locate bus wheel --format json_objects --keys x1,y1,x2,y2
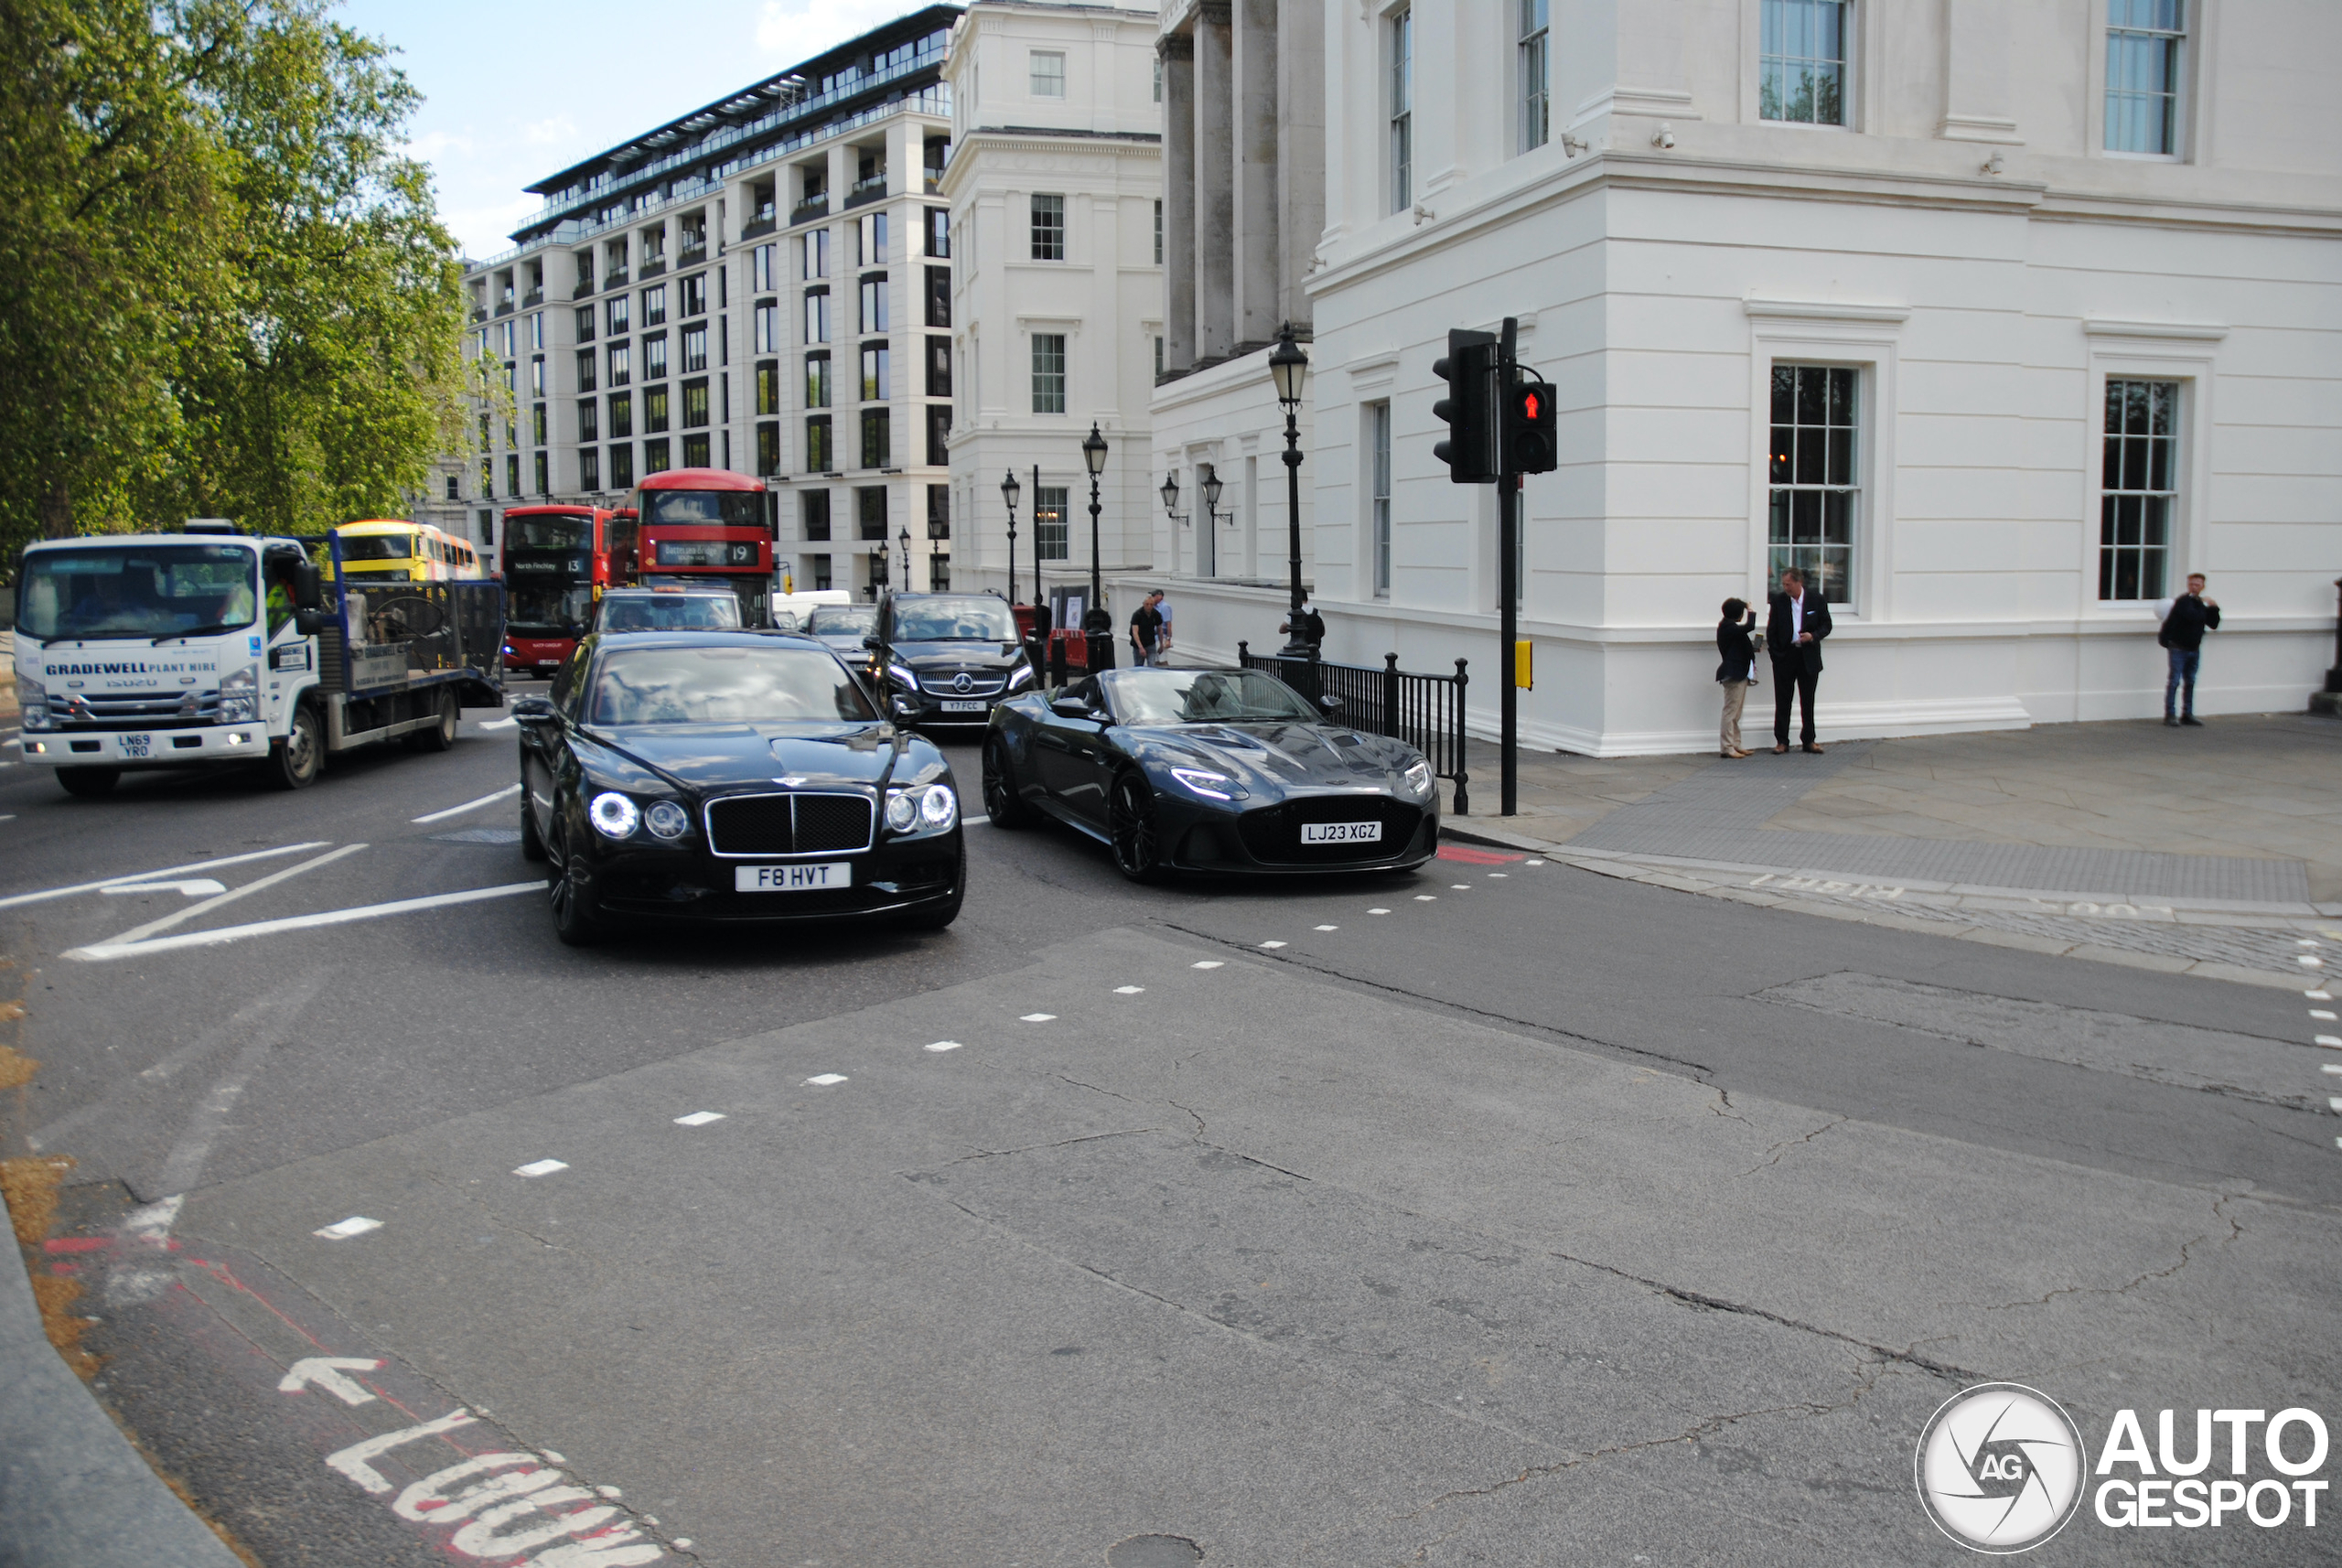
[
  {"x1": 266, "y1": 703, "x2": 324, "y2": 790},
  {"x1": 57, "y1": 768, "x2": 121, "y2": 800},
  {"x1": 408, "y1": 692, "x2": 458, "y2": 753}
]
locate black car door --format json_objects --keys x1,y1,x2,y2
[
  {"x1": 1032, "y1": 675, "x2": 1112, "y2": 825},
  {"x1": 523, "y1": 642, "x2": 587, "y2": 842}
]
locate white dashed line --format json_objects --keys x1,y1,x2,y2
[
  {"x1": 1315, "y1": 925, "x2": 1338, "y2": 931},
  {"x1": 2301, "y1": 939, "x2": 2324, "y2": 948},
  {"x1": 1021, "y1": 1013, "x2": 1057, "y2": 1022},
  {"x1": 476, "y1": 717, "x2": 520, "y2": 732},
  {"x1": 2310, "y1": 990, "x2": 2335, "y2": 1002},
  {"x1": 412, "y1": 784, "x2": 521, "y2": 824},
  {"x1": 1487, "y1": 873, "x2": 1508, "y2": 878},
  {"x1": 673, "y1": 1112, "x2": 725, "y2": 1126},
  {"x1": 1191, "y1": 961, "x2": 1223, "y2": 970},
  {"x1": 2302, "y1": 957, "x2": 2326, "y2": 969},
  {"x1": 2323, "y1": 1064, "x2": 2342, "y2": 1076},
  {"x1": 1368, "y1": 908, "x2": 1391, "y2": 915},
  {"x1": 924, "y1": 1040, "x2": 963, "y2": 1052},
  {"x1": 1415, "y1": 895, "x2": 1437, "y2": 902},
  {"x1": 2311, "y1": 1010, "x2": 2337, "y2": 1021},
  {"x1": 804, "y1": 1073, "x2": 848, "y2": 1086},
  {"x1": 1114, "y1": 986, "x2": 1144, "y2": 994},
  {"x1": 1526, "y1": 859, "x2": 1546, "y2": 865},
  {"x1": 1259, "y1": 941, "x2": 1286, "y2": 950},
  {"x1": 2316, "y1": 1036, "x2": 2341, "y2": 1049},
  {"x1": 314, "y1": 1217, "x2": 382, "y2": 1240},
  {"x1": 513, "y1": 1159, "x2": 568, "y2": 1177}
]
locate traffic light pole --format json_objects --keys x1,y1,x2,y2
[{"x1": 1498, "y1": 317, "x2": 1519, "y2": 817}]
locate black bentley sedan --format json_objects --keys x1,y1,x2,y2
[
  {"x1": 512, "y1": 631, "x2": 963, "y2": 943},
  {"x1": 983, "y1": 667, "x2": 1439, "y2": 881},
  {"x1": 870, "y1": 591, "x2": 1037, "y2": 728}
]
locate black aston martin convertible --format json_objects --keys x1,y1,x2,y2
[
  {"x1": 512, "y1": 631, "x2": 963, "y2": 942},
  {"x1": 982, "y1": 667, "x2": 1439, "y2": 880}
]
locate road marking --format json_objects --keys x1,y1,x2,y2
[
  {"x1": 1487, "y1": 873, "x2": 1508, "y2": 878},
  {"x1": 2312, "y1": 1010, "x2": 2337, "y2": 1021},
  {"x1": 475, "y1": 717, "x2": 519, "y2": 732},
  {"x1": 1450, "y1": 884, "x2": 1472, "y2": 890},
  {"x1": 1022, "y1": 1013, "x2": 1056, "y2": 1022},
  {"x1": 327, "y1": 1411, "x2": 478, "y2": 1491},
  {"x1": 924, "y1": 1040, "x2": 963, "y2": 1052},
  {"x1": 315, "y1": 1217, "x2": 383, "y2": 1240},
  {"x1": 1191, "y1": 961, "x2": 1223, "y2": 970},
  {"x1": 413, "y1": 784, "x2": 521, "y2": 824},
  {"x1": 804, "y1": 1073, "x2": 847, "y2": 1086},
  {"x1": 2303, "y1": 939, "x2": 2325, "y2": 948},
  {"x1": 1315, "y1": 924, "x2": 1339, "y2": 931},
  {"x1": 148, "y1": 971, "x2": 332, "y2": 1201},
  {"x1": 280, "y1": 1357, "x2": 386, "y2": 1406},
  {"x1": 1415, "y1": 895, "x2": 1436, "y2": 902},
  {"x1": 92, "y1": 843, "x2": 370, "y2": 950},
  {"x1": 2302, "y1": 957, "x2": 2326, "y2": 969},
  {"x1": 0, "y1": 842, "x2": 332, "y2": 912},
  {"x1": 2323, "y1": 1065, "x2": 2342, "y2": 1076},
  {"x1": 2316, "y1": 1036, "x2": 2341, "y2": 1049},
  {"x1": 2311, "y1": 990, "x2": 2334, "y2": 1001},
  {"x1": 673, "y1": 1112, "x2": 725, "y2": 1125},
  {"x1": 1526, "y1": 858, "x2": 1546, "y2": 865},
  {"x1": 962, "y1": 812, "x2": 989, "y2": 825},
  {"x1": 102, "y1": 879, "x2": 229, "y2": 897},
  {"x1": 0, "y1": 815, "x2": 15, "y2": 823},
  {"x1": 1368, "y1": 908, "x2": 1391, "y2": 915},
  {"x1": 1259, "y1": 941, "x2": 1286, "y2": 950},
  {"x1": 67, "y1": 880, "x2": 543, "y2": 961},
  {"x1": 1113, "y1": 985, "x2": 1144, "y2": 994},
  {"x1": 514, "y1": 1159, "x2": 568, "y2": 1177}
]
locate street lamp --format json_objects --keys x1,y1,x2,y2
[
  {"x1": 897, "y1": 526, "x2": 911, "y2": 589},
  {"x1": 1268, "y1": 323, "x2": 1313, "y2": 660},
  {"x1": 1081, "y1": 423, "x2": 1109, "y2": 638},
  {"x1": 1000, "y1": 468, "x2": 1022, "y2": 605},
  {"x1": 1160, "y1": 470, "x2": 1183, "y2": 524},
  {"x1": 1200, "y1": 464, "x2": 1225, "y2": 527}
]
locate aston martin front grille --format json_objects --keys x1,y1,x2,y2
[
  {"x1": 704, "y1": 792, "x2": 873, "y2": 857},
  {"x1": 1236, "y1": 798, "x2": 1423, "y2": 865}
]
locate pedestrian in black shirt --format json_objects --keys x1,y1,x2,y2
[
  {"x1": 2155, "y1": 573, "x2": 2220, "y2": 727},
  {"x1": 1129, "y1": 591, "x2": 1165, "y2": 668}
]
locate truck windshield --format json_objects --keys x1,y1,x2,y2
[
  {"x1": 17, "y1": 545, "x2": 258, "y2": 642},
  {"x1": 339, "y1": 534, "x2": 412, "y2": 561},
  {"x1": 507, "y1": 514, "x2": 592, "y2": 550},
  {"x1": 643, "y1": 491, "x2": 765, "y2": 528},
  {"x1": 589, "y1": 647, "x2": 876, "y2": 725}
]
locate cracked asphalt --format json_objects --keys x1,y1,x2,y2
[{"x1": 2, "y1": 717, "x2": 2337, "y2": 1565}]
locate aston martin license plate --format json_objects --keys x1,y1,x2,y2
[
  {"x1": 736, "y1": 862, "x2": 852, "y2": 892},
  {"x1": 940, "y1": 700, "x2": 985, "y2": 713},
  {"x1": 1302, "y1": 821, "x2": 1381, "y2": 844}
]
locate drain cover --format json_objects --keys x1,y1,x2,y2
[
  {"x1": 1107, "y1": 1537, "x2": 1201, "y2": 1568},
  {"x1": 432, "y1": 827, "x2": 522, "y2": 844}
]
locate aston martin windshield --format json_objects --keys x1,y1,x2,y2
[
  {"x1": 1111, "y1": 669, "x2": 1319, "y2": 725},
  {"x1": 17, "y1": 544, "x2": 258, "y2": 641},
  {"x1": 893, "y1": 597, "x2": 1017, "y2": 641},
  {"x1": 588, "y1": 646, "x2": 876, "y2": 725}
]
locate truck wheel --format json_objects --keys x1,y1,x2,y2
[
  {"x1": 57, "y1": 768, "x2": 121, "y2": 800},
  {"x1": 407, "y1": 692, "x2": 458, "y2": 753},
  {"x1": 265, "y1": 703, "x2": 324, "y2": 790}
]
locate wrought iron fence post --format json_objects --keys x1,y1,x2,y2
[
  {"x1": 1382, "y1": 652, "x2": 1401, "y2": 738},
  {"x1": 1451, "y1": 657, "x2": 1470, "y2": 815},
  {"x1": 1238, "y1": 639, "x2": 1249, "y2": 664}
]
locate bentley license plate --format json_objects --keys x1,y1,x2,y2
[
  {"x1": 736, "y1": 862, "x2": 852, "y2": 892},
  {"x1": 940, "y1": 700, "x2": 985, "y2": 713},
  {"x1": 120, "y1": 734, "x2": 153, "y2": 759},
  {"x1": 1302, "y1": 821, "x2": 1381, "y2": 844}
]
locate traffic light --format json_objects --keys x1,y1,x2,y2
[
  {"x1": 1504, "y1": 374, "x2": 1558, "y2": 474},
  {"x1": 1432, "y1": 328, "x2": 1499, "y2": 484}
]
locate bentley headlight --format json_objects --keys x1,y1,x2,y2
[
  {"x1": 886, "y1": 782, "x2": 958, "y2": 834},
  {"x1": 1402, "y1": 759, "x2": 1434, "y2": 799},
  {"x1": 644, "y1": 800, "x2": 690, "y2": 840},
  {"x1": 885, "y1": 789, "x2": 919, "y2": 832},
  {"x1": 887, "y1": 662, "x2": 920, "y2": 692},
  {"x1": 16, "y1": 675, "x2": 48, "y2": 732},
  {"x1": 1170, "y1": 768, "x2": 1245, "y2": 801},
  {"x1": 218, "y1": 665, "x2": 259, "y2": 724},
  {"x1": 588, "y1": 791, "x2": 639, "y2": 838}
]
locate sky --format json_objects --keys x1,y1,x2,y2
[{"x1": 338, "y1": 0, "x2": 928, "y2": 260}]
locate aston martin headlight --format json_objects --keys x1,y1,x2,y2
[
  {"x1": 886, "y1": 782, "x2": 958, "y2": 833},
  {"x1": 885, "y1": 789, "x2": 919, "y2": 832},
  {"x1": 1170, "y1": 768, "x2": 1245, "y2": 801},
  {"x1": 217, "y1": 665, "x2": 259, "y2": 724},
  {"x1": 588, "y1": 790, "x2": 639, "y2": 838},
  {"x1": 888, "y1": 662, "x2": 920, "y2": 692},
  {"x1": 16, "y1": 675, "x2": 48, "y2": 732},
  {"x1": 644, "y1": 800, "x2": 690, "y2": 840},
  {"x1": 1402, "y1": 759, "x2": 1434, "y2": 799}
]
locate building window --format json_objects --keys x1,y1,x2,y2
[
  {"x1": 575, "y1": 348, "x2": 596, "y2": 392},
  {"x1": 2106, "y1": 0, "x2": 2184, "y2": 156},
  {"x1": 926, "y1": 404, "x2": 951, "y2": 466},
  {"x1": 1030, "y1": 194, "x2": 1065, "y2": 261},
  {"x1": 858, "y1": 274, "x2": 888, "y2": 334},
  {"x1": 1153, "y1": 56, "x2": 1163, "y2": 103},
  {"x1": 857, "y1": 486, "x2": 887, "y2": 540},
  {"x1": 802, "y1": 353, "x2": 829, "y2": 409},
  {"x1": 580, "y1": 448, "x2": 600, "y2": 490},
  {"x1": 532, "y1": 403, "x2": 547, "y2": 446},
  {"x1": 925, "y1": 267, "x2": 951, "y2": 328},
  {"x1": 575, "y1": 305, "x2": 594, "y2": 341},
  {"x1": 480, "y1": 456, "x2": 492, "y2": 497},
  {"x1": 446, "y1": 475, "x2": 459, "y2": 500},
  {"x1": 610, "y1": 444, "x2": 634, "y2": 489},
  {"x1": 1035, "y1": 485, "x2": 1069, "y2": 560},
  {"x1": 811, "y1": 553, "x2": 833, "y2": 591},
  {"x1": 682, "y1": 433, "x2": 710, "y2": 467},
  {"x1": 797, "y1": 232, "x2": 825, "y2": 282},
  {"x1": 530, "y1": 356, "x2": 544, "y2": 397},
  {"x1": 1154, "y1": 335, "x2": 1164, "y2": 378},
  {"x1": 1760, "y1": 0, "x2": 1847, "y2": 125},
  {"x1": 925, "y1": 208, "x2": 950, "y2": 259},
  {"x1": 643, "y1": 437, "x2": 670, "y2": 476},
  {"x1": 644, "y1": 332, "x2": 669, "y2": 381},
  {"x1": 926, "y1": 484, "x2": 950, "y2": 541},
  {"x1": 578, "y1": 399, "x2": 598, "y2": 442},
  {"x1": 607, "y1": 341, "x2": 630, "y2": 386},
  {"x1": 682, "y1": 326, "x2": 707, "y2": 373},
  {"x1": 854, "y1": 211, "x2": 887, "y2": 267},
  {"x1": 645, "y1": 385, "x2": 671, "y2": 435},
  {"x1": 860, "y1": 342, "x2": 890, "y2": 402},
  {"x1": 754, "y1": 243, "x2": 775, "y2": 294},
  {"x1": 1519, "y1": 0, "x2": 1550, "y2": 152},
  {"x1": 806, "y1": 415, "x2": 832, "y2": 471},
  {"x1": 534, "y1": 452, "x2": 549, "y2": 494},
  {"x1": 1030, "y1": 50, "x2": 1065, "y2": 98},
  {"x1": 1767, "y1": 364, "x2": 1858, "y2": 605},
  {"x1": 800, "y1": 490, "x2": 832, "y2": 542},
  {"x1": 678, "y1": 273, "x2": 706, "y2": 318},
  {"x1": 1390, "y1": 10, "x2": 1413, "y2": 212},
  {"x1": 682, "y1": 378, "x2": 709, "y2": 428},
  {"x1": 928, "y1": 553, "x2": 951, "y2": 592},
  {"x1": 506, "y1": 454, "x2": 520, "y2": 495},
  {"x1": 861, "y1": 408, "x2": 891, "y2": 468},
  {"x1": 607, "y1": 295, "x2": 629, "y2": 335},
  {"x1": 1370, "y1": 400, "x2": 1392, "y2": 597},
  {"x1": 609, "y1": 391, "x2": 632, "y2": 439},
  {"x1": 925, "y1": 336, "x2": 952, "y2": 397},
  {"x1": 530, "y1": 312, "x2": 543, "y2": 351},
  {"x1": 794, "y1": 293, "x2": 822, "y2": 347},
  {"x1": 1031, "y1": 332, "x2": 1066, "y2": 413},
  {"x1": 2099, "y1": 379, "x2": 2177, "y2": 600},
  {"x1": 573, "y1": 251, "x2": 594, "y2": 295},
  {"x1": 1154, "y1": 199, "x2": 1164, "y2": 265}
]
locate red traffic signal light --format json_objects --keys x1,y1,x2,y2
[{"x1": 1504, "y1": 376, "x2": 1558, "y2": 475}]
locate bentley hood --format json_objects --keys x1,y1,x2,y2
[{"x1": 579, "y1": 723, "x2": 903, "y2": 792}]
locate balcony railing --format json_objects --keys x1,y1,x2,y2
[
  {"x1": 572, "y1": 278, "x2": 596, "y2": 299},
  {"x1": 741, "y1": 216, "x2": 777, "y2": 241},
  {"x1": 606, "y1": 267, "x2": 628, "y2": 289},
  {"x1": 639, "y1": 257, "x2": 666, "y2": 279},
  {"x1": 520, "y1": 288, "x2": 543, "y2": 308},
  {"x1": 494, "y1": 301, "x2": 514, "y2": 317},
  {"x1": 469, "y1": 306, "x2": 487, "y2": 323},
  {"x1": 790, "y1": 197, "x2": 829, "y2": 224},
  {"x1": 844, "y1": 176, "x2": 887, "y2": 210},
  {"x1": 677, "y1": 242, "x2": 706, "y2": 267}
]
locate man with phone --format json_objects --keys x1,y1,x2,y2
[{"x1": 1765, "y1": 566, "x2": 1832, "y2": 755}]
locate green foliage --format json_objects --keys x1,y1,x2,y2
[{"x1": 0, "y1": 0, "x2": 468, "y2": 553}]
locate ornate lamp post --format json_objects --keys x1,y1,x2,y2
[
  {"x1": 897, "y1": 526, "x2": 911, "y2": 590},
  {"x1": 1000, "y1": 468, "x2": 1023, "y2": 605},
  {"x1": 1268, "y1": 324, "x2": 1313, "y2": 660},
  {"x1": 1200, "y1": 465, "x2": 1225, "y2": 529},
  {"x1": 1160, "y1": 470, "x2": 1185, "y2": 527},
  {"x1": 1081, "y1": 424, "x2": 1110, "y2": 632}
]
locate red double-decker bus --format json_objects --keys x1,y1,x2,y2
[
  {"x1": 632, "y1": 469, "x2": 773, "y2": 628},
  {"x1": 499, "y1": 504, "x2": 639, "y2": 674}
]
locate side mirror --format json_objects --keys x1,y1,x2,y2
[
  {"x1": 888, "y1": 693, "x2": 920, "y2": 725},
  {"x1": 293, "y1": 608, "x2": 331, "y2": 636},
  {"x1": 1318, "y1": 693, "x2": 1343, "y2": 714},
  {"x1": 510, "y1": 695, "x2": 556, "y2": 723},
  {"x1": 1049, "y1": 695, "x2": 1093, "y2": 721},
  {"x1": 862, "y1": 635, "x2": 884, "y2": 651},
  {"x1": 291, "y1": 561, "x2": 324, "y2": 612}
]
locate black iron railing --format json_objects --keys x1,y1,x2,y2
[{"x1": 1239, "y1": 643, "x2": 1469, "y2": 814}]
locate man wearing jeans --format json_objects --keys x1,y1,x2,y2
[{"x1": 2155, "y1": 572, "x2": 2220, "y2": 727}]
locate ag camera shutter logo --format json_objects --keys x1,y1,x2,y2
[{"x1": 1916, "y1": 1383, "x2": 2086, "y2": 1552}]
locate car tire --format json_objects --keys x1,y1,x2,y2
[
  {"x1": 981, "y1": 735, "x2": 1033, "y2": 829},
  {"x1": 56, "y1": 767, "x2": 121, "y2": 800},
  {"x1": 1109, "y1": 770, "x2": 1166, "y2": 884},
  {"x1": 407, "y1": 692, "x2": 458, "y2": 752},
  {"x1": 519, "y1": 789, "x2": 548, "y2": 863},
  {"x1": 546, "y1": 818, "x2": 600, "y2": 946},
  {"x1": 264, "y1": 702, "x2": 324, "y2": 790},
  {"x1": 903, "y1": 840, "x2": 966, "y2": 930}
]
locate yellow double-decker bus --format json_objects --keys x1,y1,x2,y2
[{"x1": 325, "y1": 520, "x2": 487, "y2": 584}]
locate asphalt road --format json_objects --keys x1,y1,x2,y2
[{"x1": 2, "y1": 704, "x2": 2337, "y2": 1566}]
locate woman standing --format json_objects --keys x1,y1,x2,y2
[{"x1": 1715, "y1": 598, "x2": 1758, "y2": 758}]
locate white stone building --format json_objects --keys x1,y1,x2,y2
[
  {"x1": 1145, "y1": 0, "x2": 2342, "y2": 754},
  {"x1": 940, "y1": 1, "x2": 1164, "y2": 611}
]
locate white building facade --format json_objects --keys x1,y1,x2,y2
[
  {"x1": 941, "y1": 2, "x2": 1164, "y2": 611},
  {"x1": 1152, "y1": 0, "x2": 2342, "y2": 753}
]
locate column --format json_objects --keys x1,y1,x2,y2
[
  {"x1": 1193, "y1": 3, "x2": 1235, "y2": 363},
  {"x1": 1231, "y1": 0, "x2": 1279, "y2": 349},
  {"x1": 1160, "y1": 33, "x2": 1196, "y2": 373},
  {"x1": 1275, "y1": 0, "x2": 1323, "y2": 329}
]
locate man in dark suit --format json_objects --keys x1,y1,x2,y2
[{"x1": 1765, "y1": 566, "x2": 1832, "y2": 754}]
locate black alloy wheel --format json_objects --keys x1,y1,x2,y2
[
  {"x1": 56, "y1": 767, "x2": 121, "y2": 799},
  {"x1": 265, "y1": 702, "x2": 323, "y2": 789},
  {"x1": 1109, "y1": 770, "x2": 1165, "y2": 883},
  {"x1": 981, "y1": 735, "x2": 1032, "y2": 828},
  {"x1": 518, "y1": 789, "x2": 548, "y2": 862},
  {"x1": 546, "y1": 817, "x2": 600, "y2": 946},
  {"x1": 408, "y1": 691, "x2": 458, "y2": 752}
]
